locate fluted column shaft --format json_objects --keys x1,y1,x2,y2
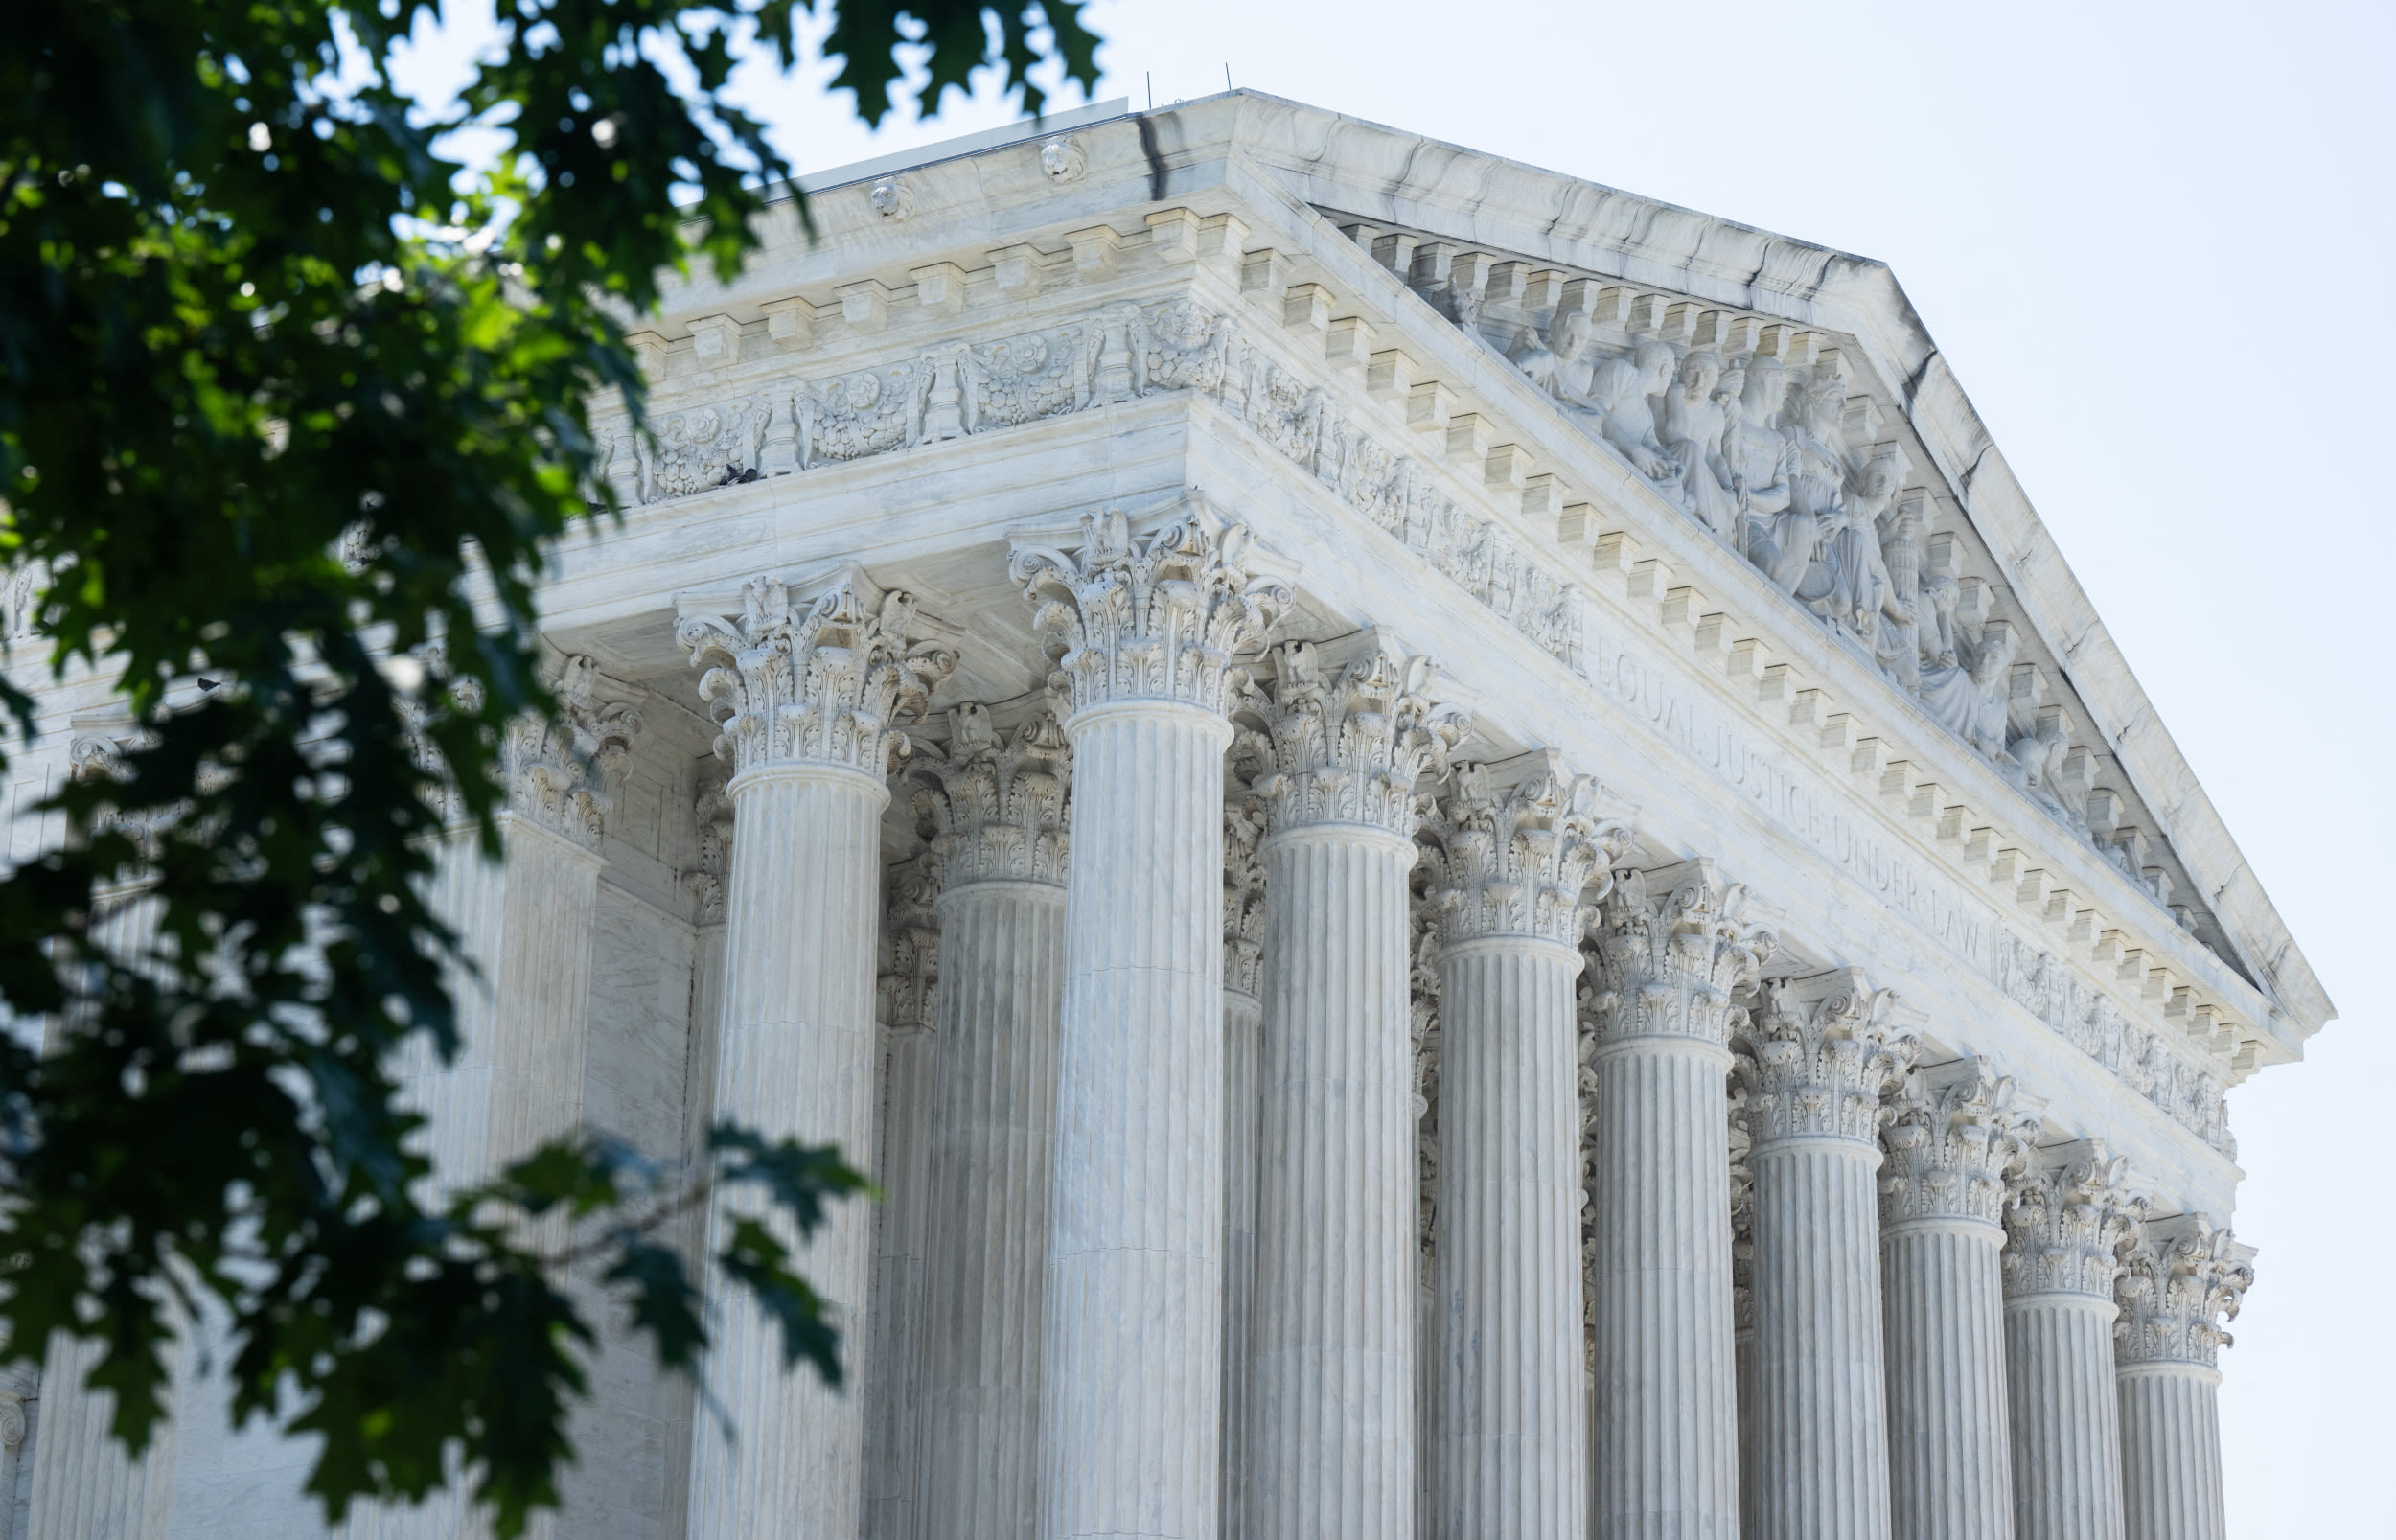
[
  {"x1": 917, "y1": 876, "x2": 1069, "y2": 1539},
  {"x1": 1221, "y1": 983, "x2": 1262, "y2": 1540},
  {"x1": 1430, "y1": 933, "x2": 1588, "y2": 1537},
  {"x1": 25, "y1": 1334, "x2": 179, "y2": 1540},
  {"x1": 689, "y1": 762, "x2": 888, "y2": 1540},
  {"x1": 341, "y1": 815, "x2": 601, "y2": 1540},
  {"x1": 1247, "y1": 823, "x2": 1417, "y2": 1539},
  {"x1": 1749, "y1": 1135, "x2": 1893, "y2": 1540},
  {"x1": 2115, "y1": 1363, "x2": 2223, "y2": 1540},
  {"x1": 2003, "y1": 1295, "x2": 2124, "y2": 1540},
  {"x1": 1882, "y1": 1219, "x2": 2013, "y2": 1540},
  {"x1": 864, "y1": 1014, "x2": 938, "y2": 1540},
  {"x1": 1587, "y1": 1034, "x2": 1739, "y2": 1538},
  {"x1": 1039, "y1": 700, "x2": 1230, "y2": 1540}
]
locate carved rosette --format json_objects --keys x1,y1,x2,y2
[
  {"x1": 501, "y1": 653, "x2": 641, "y2": 850},
  {"x1": 877, "y1": 858, "x2": 942, "y2": 1034},
  {"x1": 1232, "y1": 635, "x2": 1469, "y2": 839},
  {"x1": 1223, "y1": 798, "x2": 1268, "y2": 1000},
  {"x1": 2001, "y1": 1142, "x2": 2149, "y2": 1299},
  {"x1": 2113, "y1": 1218, "x2": 2254, "y2": 1368},
  {"x1": 1586, "y1": 860, "x2": 1776, "y2": 1051},
  {"x1": 909, "y1": 701, "x2": 1071, "y2": 890},
  {"x1": 1735, "y1": 968, "x2": 1916, "y2": 1148},
  {"x1": 1880, "y1": 1058, "x2": 2042, "y2": 1227},
  {"x1": 1416, "y1": 756, "x2": 1633, "y2": 948},
  {"x1": 1008, "y1": 499, "x2": 1293, "y2": 723},
  {"x1": 678, "y1": 573, "x2": 958, "y2": 779}
]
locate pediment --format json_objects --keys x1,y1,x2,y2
[{"x1": 608, "y1": 90, "x2": 2326, "y2": 1088}]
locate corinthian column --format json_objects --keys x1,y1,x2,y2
[
  {"x1": 2001, "y1": 1142, "x2": 2145, "y2": 1540},
  {"x1": 1010, "y1": 501, "x2": 1290, "y2": 1540},
  {"x1": 1221, "y1": 799, "x2": 1268, "y2": 1540},
  {"x1": 910, "y1": 700, "x2": 1073, "y2": 1538},
  {"x1": 864, "y1": 860, "x2": 941, "y2": 1540},
  {"x1": 2112, "y1": 1216, "x2": 2252, "y2": 1540},
  {"x1": 1234, "y1": 632, "x2": 1468, "y2": 1540},
  {"x1": 339, "y1": 654, "x2": 638, "y2": 1540},
  {"x1": 1737, "y1": 967, "x2": 1917, "y2": 1540},
  {"x1": 677, "y1": 570, "x2": 958, "y2": 1540},
  {"x1": 1879, "y1": 1058, "x2": 2042, "y2": 1540},
  {"x1": 1583, "y1": 861, "x2": 1772, "y2": 1540},
  {"x1": 1417, "y1": 753, "x2": 1629, "y2": 1539}
]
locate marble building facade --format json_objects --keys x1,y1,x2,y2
[{"x1": 4, "y1": 92, "x2": 2322, "y2": 1539}]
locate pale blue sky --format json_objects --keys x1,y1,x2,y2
[{"x1": 403, "y1": 1, "x2": 2394, "y2": 1526}]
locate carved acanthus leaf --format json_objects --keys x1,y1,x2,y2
[
  {"x1": 1880, "y1": 1057, "x2": 2043, "y2": 1227},
  {"x1": 2001, "y1": 1141, "x2": 2148, "y2": 1299},
  {"x1": 1586, "y1": 859, "x2": 1777, "y2": 1051},
  {"x1": 1232, "y1": 632, "x2": 1470, "y2": 839},
  {"x1": 1735, "y1": 967, "x2": 1916, "y2": 1147},
  {"x1": 1009, "y1": 497, "x2": 1292, "y2": 721},
  {"x1": 678, "y1": 571, "x2": 958, "y2": 778},
  {"x1": 1223, "y1": 798, "x2": 1268, "y2": 1000},
  {"x1": 502, "y1": 653, "x2": 642, "y2": 850},
  {"x1": 1416, "y1": 753, "x2": 1633, "y2": 948},
  {"x1": 877, "y1": 858, "x2": 942, "y2": 1034},
  {"x1": 910, "y1": 701, "x2": 1071, "y2": 888},
  {"x1": 2113, "y1": 1216, "x2": 2254, "y2": 1368}
]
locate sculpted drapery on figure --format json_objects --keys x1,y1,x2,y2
[{"x1": 1493, "y1": 302, "x2": 2129, "y2": 839}]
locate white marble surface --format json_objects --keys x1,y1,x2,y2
[{"x1": 6, "y1": 91, "x2": 2310, "y2": 1540}]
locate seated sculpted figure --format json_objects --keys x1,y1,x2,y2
[
  {"x1": 1656, "y1": 350, "x2": 1740, "y2": 540},
  {"x1": 1510, "y1": 306, "x2": 1593, "y2": 400},
  {"x1": 1799, "y1": 460, "x2": 1907, "y2": 642},
  {"x1": 1581, "y1": 340, "x2": 1679, "y2": 480},
  {"x1": 1917, "y1": 620, "x2": 2018, "y2": 760}
]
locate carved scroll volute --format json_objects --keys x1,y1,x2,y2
[
  {"x1": 677, "y1": 568, "x2": 959, "y2": 780},
  {"x1": 1879, "y1": 1057, "x2": 2044, "y2": 1227},
  {"x1": 1416, "y1": 751, "x2": 1635, "y2": 948},
  {"x1": 1587, "y1": 859, "x2": 1778, "y2": 1052},
  {"x1": 2002, "y1": 1141, "x2": 2149, "y2": 1299},
  {"x1": 1231, "y1": 630, "x2": 1472, "y2": 839},
  {"x1": 1007, "y1": 494, "x2": 1294, "y2": 724},
  {"x1": 1735, "y1": 967, "x2": 1919, "y2": 1147},
  {"x1": 909, "y1": 700, "x2": 1072, "y2": 889},
  {"x1": 2113, "y1": 1215, "x2": 2255, "y2": 1368}
]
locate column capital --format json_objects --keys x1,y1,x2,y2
[
  {"x1": 1008, "y1": 494, "x2": 1293, "y2": 723},
  {"x1": 1417, "y1": 749, "x2": 1633, "y2": 948},
  {"x1": 501, "y1": 652, "x2": 642, "y2": 852},
  {"x1": 1735, "y1": 966, "x2": 1918, "y2": 1149},
  {"x1": 908, "y1": 699, "x2": 1071, "y2": 888},
  {"x1": 1880, "y1": 1056, "x2": 2044, "y2": 1228},
  {"x1": 2002, "y1": 1139, "x2": 2150, "y2": 1300},
  {"x1": 677, "y1": 565, "x2": 959, "y2": 779},
  {"x1": 1230, "y1": 627, "x2": 1470, "y2": 839},
  {"x1": 2113, "y1": 1213, "x2": 2255, "y2": 1368},
  {"x1": 878, "y1": 857, "x2": 942, "y2": 1035},
  {"x1": 1224, "y1": 798, "x2": 1268, "y2": 1000},
  {"x1": 1585, "y1": 858, "x2": 1778, "y2": 1052}
]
